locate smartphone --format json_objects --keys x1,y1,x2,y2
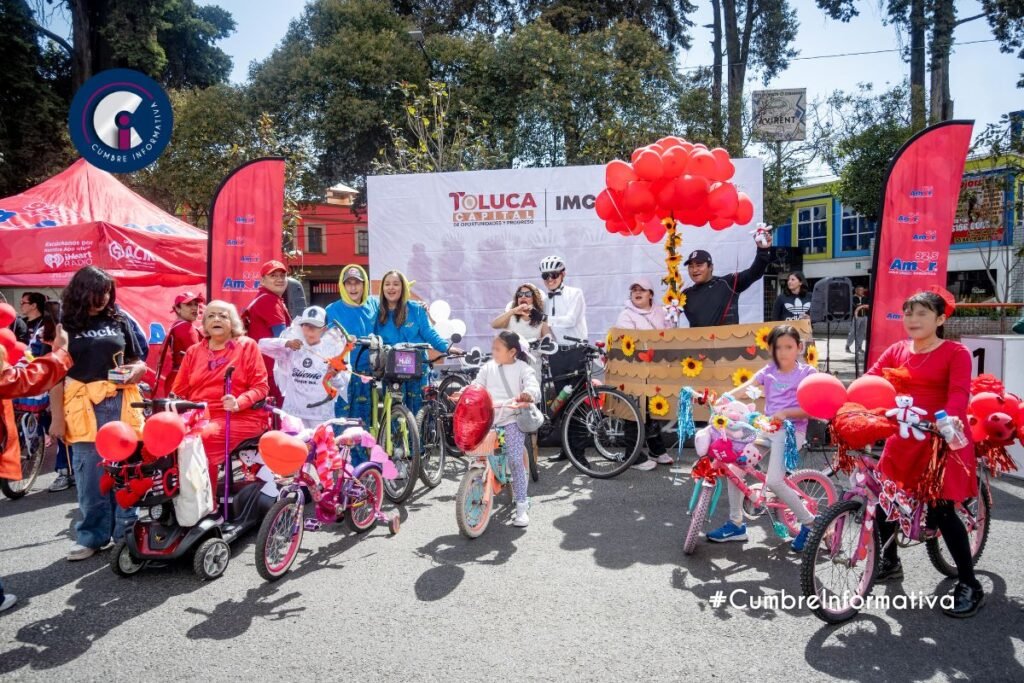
[{"x1": 42, "y1": 300, "x2": 61, "y2": 343}]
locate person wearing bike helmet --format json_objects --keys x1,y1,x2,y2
[{"x1": 539, "y1": 256, "x2": 590, "y2": 462}]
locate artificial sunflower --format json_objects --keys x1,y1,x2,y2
[
  {"x1": 665, "y1": 254, "x2": 682, "y2": 269},
  {"x1": 711, "y1": 415, "x2": 729, "y2": 430},
  {"x1": 806, "y1": 344, "x2": 819, "y2": 368},
  {"x1": 677, "y1": 293, "x2": 687, "y2": 308},
  {"x1": 649, "y1": 394, "x2": 670, "y2": 417},
  {"x1": 680, "y1": 356, "x2": 703, "y2": 377},
  {"x1": 754, "y1": 326, "x2": 772, "y2": 352},
  {"x1": 662, "y1": 291, "x2": 678, "y2": 306},
  {"x1": 621, "y1": 335, "x2": 636, "y2": 357},
  {"x1": 606, "y1": 331, "x2": 614, "y2": 350},
  {"x1": 731, "y1": 367, "x2": 753, "y2": 387}
]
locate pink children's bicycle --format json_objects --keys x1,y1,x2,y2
[
  {"x1": 254, "y1": 410, "x2": 401, "y2": 581},
  {"x1": 799, "y1": 422, "x2": 991, "y2": 624}
]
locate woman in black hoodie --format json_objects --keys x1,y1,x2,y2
[{"x1": 772, "y1": 271, "x2": 812, "y2": 321}]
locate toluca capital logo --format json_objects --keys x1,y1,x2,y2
[
  {"x1": 448, "y1": 191, "x2": 536, "y2": 227},
  {"x1": 68, "y1": 69, "x2": 173, "y2": 173},
  {"x1": 554, "y1": 194, "x2": 596, "y2": 211}
]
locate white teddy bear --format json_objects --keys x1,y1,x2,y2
[{"x1": 886, "y1": 394, "x2": 928, "y2": 441}]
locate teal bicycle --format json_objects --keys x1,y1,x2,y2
[{"x1": 455, "y1": 401, "x2": 522, "y2": 538}]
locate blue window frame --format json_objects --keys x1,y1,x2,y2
[
  {"x1": 796, "y1": 204, "x2": 828, "y2": 255},
  {"x1": 839, "y1": 205, "x2": 875, "y2": 253}
]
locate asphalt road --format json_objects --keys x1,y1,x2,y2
[{"x1": 1, "y1": 448, "x2": 1022, "y2": 682}]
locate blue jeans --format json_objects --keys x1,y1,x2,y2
[
  {"x1": 40, "y1": 411, "x2": 72, "y2": 472},
  {"x1": 72, "y1": 394, "x2": 137, "y2": 548}
]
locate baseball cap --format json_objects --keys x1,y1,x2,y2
[
  {"x1": 172, "y1": 291, "x2": 204, "y2": 310},
  {"x1": 629, "y1": 277, "x2": 655, "y2": 293},
  {"x1": 683, "y1": 249, "x2": 713, "y2": 266},
  {"x1": 342, "y1": 266, "x2": 365, "y2": 282},
  {"x1": 260, "y1": 260, "x2": 287, "y2": 277},
  {"x1": 296, "y1": 305, "x2": 328, "y2": 328}
]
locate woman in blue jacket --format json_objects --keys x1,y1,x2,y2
[{"x1": 375, "y1": 270, "x2": 460, "y2": 415}]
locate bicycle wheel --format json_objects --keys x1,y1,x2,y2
[
  {"x1": 683, "y1": 484, "x2": 714, "y2": 555},
  {"x1": 255, "y1": 497, "x2": 304, "y2": 582},
  {"x1": 779, "y1": 469, "x2": 839, "y2": 536},
  {"x1": 380, "y1": 403, "x2": 420, "y2": 504},
  {"x1": 416, "y1": 401, "x2": 446, "y2": 488},
  {"x1": 560, "y1": 386, "x2": 642, "y2": 479},
  {"x1": 800, "y1": 499, "x2": 878, "y2": 624},
  {"x1": 926, "y1": 481, "x2": 991, "y2": 578},
  {"x1": 438, "y1": 374, "x2": 468, "y2": 455},
  {"x1": 527, "y1": 435, "x2": 539, "y2": 482},
  {"x1": 347, "y1": 466, "x2": 384, "y2": 533},
  {"x1": 456, "y1": 465, "x2": 492, "y2": 538},
  {"x1": 0, "y1": 413, "x2": 46, "y2": 499}
]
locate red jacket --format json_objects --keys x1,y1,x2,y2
[
  {"x1": 242, "y1": 287, "x2": 290, "y2": 403},
  {"x1": 0, "y1": 350, "x2": 73, "y2": 479},
  {"x1": 155, "y1": 319, "x2": 201, "y2": 398}
]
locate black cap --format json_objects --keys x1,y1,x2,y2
[{"x1": 684, "y1": 249, "x2": 713, "y2": 266}]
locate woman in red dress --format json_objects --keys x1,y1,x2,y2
[
  {"x1": 172, "y1": 301, "x2": 269, "y2": 494},
  {"x1": 866, "y1": 291, "x2": 983, "y2": 618}
]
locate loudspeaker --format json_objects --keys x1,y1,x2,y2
[{"x1": 809, "y1": 277, "x2": 852, "y2": 323}]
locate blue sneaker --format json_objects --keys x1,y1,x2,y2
[
  {"x1": 791, "y1": 524, "x2": 812, "y2": 552},
  {"x1": 706, "y1": 521, "x2": 747, "y2": 543}
]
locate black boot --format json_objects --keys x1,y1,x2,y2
[
  {"x1": 876, "y1": 557, "x2": 903, "y2": 582},
  {"x1": 548, "y1": 451, "x2": 568, "y2": 462},
  {"x1": 942, "y1": 582, "x2": 985, "y2": 618}
]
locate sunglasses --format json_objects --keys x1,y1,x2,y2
[
  {"x1": 516, "y1": 290, "x2": 533, "y2": 298},
  {"x1": 541, "y1": 272, "x2": 563, "y2": 281}
]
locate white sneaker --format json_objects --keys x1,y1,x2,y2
[
  {"x1": 655, "y1": 453, "x2": 674, "y2": 465},
  {"x1": 0, "y1": 594, "x2": 17, "y2": 613},
  {"x1": 631, "y1": 459, "x2": 657, "y2": 471},
  {"x1": 67, "y1": 544, "x2": 96, "y2": 561},
  {"x1": 512, "y1": 502, "x2": 530, "y2": 527}
]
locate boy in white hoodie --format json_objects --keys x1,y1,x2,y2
[{"x1": 258, "y1": 306, "x2": 351, "y2": 429}]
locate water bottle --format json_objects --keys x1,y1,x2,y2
[
  {"x1": 549, "y1": 385, "x2": 573, "y2": 414},
  {"x1": 934, "y1": 410, "x2": 969, "y2": 450}
]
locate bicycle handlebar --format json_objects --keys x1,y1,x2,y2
[{"x1": 131, "y1": 399, "x2": 207, "y2": 411}]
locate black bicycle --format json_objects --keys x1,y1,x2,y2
[{"x1": 417, "y1": 351, "x2": 475, "y2": 488}]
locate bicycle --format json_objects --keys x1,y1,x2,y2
[
  {"x1": 534, "y1": 336, "x2": 644, "y2": 479},
  {"x1": 254, "y1": 408, "x2": 400, "y2": 581},
  {"x1": 350, "y1": 335, "x2": 427, "y2": 504},
  {"x1": 682, "y1": 395, "x2": 838, "y2": 555},
  {"x1": 800, "y1": 418, "x2": 991, "y2": 624},
  {"x1": 0, "y1": 402, "x2": 48, "y2": 499},
  {"x1": 417, "y1": 350, "x2": 475, "y2": 488},
  {"x1": 455, "y1": 400, "x2": 524, "y2": 538}
]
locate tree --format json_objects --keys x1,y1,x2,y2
[
  {"x1": 156, "y1": 1, "x2": 236, "y2": 88},
  {"x1": 248, "y1": 0, "x2": 428, "y2": 189},
  {"x1": 983, "y1": 0, "x2": 1024, "y2": 88},
  {"x1": 372, "y1": 81, "x2": 501, "y2": 174},
  {"x1": 813, "y1": 83, "x2": 912, "y2": 221},
  {"x1": 0, "y1": 0, "x2": 74, "y2": 196},
  {"x1": 719, "y1": 0, "x2": 799, "y2": 155}
]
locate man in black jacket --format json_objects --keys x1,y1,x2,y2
[{"x1": 681, "y1": 232, "x2": 773, "y2": 327}]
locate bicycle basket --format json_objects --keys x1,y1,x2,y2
[{"x1": 383, "y1": 347, "x2": 423, "y2": 381}]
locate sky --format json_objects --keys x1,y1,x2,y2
[{"x1": 42, "y1": 0, "x2": 1022, "y2": 153}]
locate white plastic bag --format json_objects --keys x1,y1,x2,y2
[{"x1": 173, "y1": 435, "x2": 214, "y2": 526}]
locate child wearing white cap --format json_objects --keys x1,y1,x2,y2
[{"x1": 258, "y1": 305, "x2": 351, "y2": 428}]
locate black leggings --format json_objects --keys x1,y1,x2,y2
[{"x1": 877, "y1": 500, "x2": 979, "y2": 588}]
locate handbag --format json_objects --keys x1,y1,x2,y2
[
  {"x1": 173, "y1": 435, "x2": 214, "y2": 526},
  {"x1": 497, "y1": 364, "x2": 544, "y2": 433}
]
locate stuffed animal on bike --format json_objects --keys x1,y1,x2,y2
[
  {"x1": 887, "y1": 394, "x2": 928, "y2": 441},
  {"x1": 695, "y1": 396, "x2": 759, "y2": 457}
]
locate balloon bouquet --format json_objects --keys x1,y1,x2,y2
[
  {"x1": 966, "y1": 374, "x2": 1022, "y2": 476},
  {"x1": 594, "y1": 138, "x2": 756, "y2": 325}
]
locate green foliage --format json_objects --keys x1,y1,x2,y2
[
  {"x1": 158, "y1": 1, "x2": 237, "y2": 88},
  {"x1": 983, "y1": 0, "x2": 1024, "y2": 88},
  {"x1": 0, "y1": 0, "x2": 74, "y2": 196}
]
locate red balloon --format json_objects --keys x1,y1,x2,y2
[
  {"x1": 709, "y1": 148, "x2": 735, "y2": 181},
  {"x1": 677, "y1": 207, "x2": 707, "y2": 227},
  {"x1": 847, "y1": 375, "x2": 897, "y2": 411},
  {"x1": 642, "y1": 216, "x2": 666, "y2": 243},
  {"x1": 453, "y1": 384, "x2": 494, "y2": 452},
  {"x1": 661, "y1": 146, "x2": 689, "y2": 178},
  {"x1": 969, "y1": 392, "x2": 1005, "y2": 421},
  {"x1": 797, "y1": 374, "x2": 849, "y2": 421},
  {"x1": 595, "y1": 188, "x2": 626, "y2": 221},
  {"x1": 709, "y1": 216, "x2": 732, "y2": 230},
  {"x1": 634, "y1": 149, "x2": 665, "y2": 181},
  {"x1": 658, "y1": 135, "x2": 686, "y2": 149},
  {"x1": 0, "y1": 328, "x2": 15, "y2": 348},
  {"x1": 707, "y1": 182, "x2": 739, "y2": 217},
  {"x1": 968, "y1": 414, "x2": 988, "y2": 444},
  {"x1": 623, "y1": 180, "x2": 655, "y2": 214},
  {"x1": 259, "y1": 430, "x2": 309, "y2": 476},
  {"x1": 6, "y1": 342, "x2": 25, "y2": 365},
  {"x1": 0, "y1": 303, "x2": 16, "y2": 329},
  {"x1": 97, "y1": 421, "x2": 139, "y2": 463},
  {"x1": 735, "y1": 193, "x2": 754, "y2": 225},
  {"x1": 651, "y1": 178, "x2": 674, "y2": 209},
  {"x1": 984, "y1": 412, "x2": 1016, "y2": 445},
  {"x1": 999, "y1": 393, "x2": 1020, "y2": 423},
  {"x1": 605, "y1": 160, "x2": 637, "y2": 192},
  {"x1": 688, "y1": 150, "x2": 717, "y2": 177},
  {"x1": 630, "y1": 147, "x2": 647, "y2": 164},
  {"x1": 143, "y1": 412, "x2": 187, "y2": 458},
  {"x1": 674, "y1": 174, "x2": 710, "y2": 207}
]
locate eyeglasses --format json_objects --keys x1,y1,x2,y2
[
  {"x1": 541, "y1": 272, "x2": 563, "y2": 281},
  {"x1": 516, "y1": 290, "x2": 533, "y2": 298}
]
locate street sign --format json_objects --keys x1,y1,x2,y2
[{"x1": 752, "y1": 89, "x2": 807, "y2": 142}]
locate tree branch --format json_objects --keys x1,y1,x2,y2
[
  {"x1": 954, "y1": 13, "x2": 984, "y2": 27},
  {"x1": 30, "y1": 20, "x2": 73, "y2": 56}
]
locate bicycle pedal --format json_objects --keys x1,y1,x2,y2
[{"x1": 303, "y1": 518, "x2": 323, "y2": 532}]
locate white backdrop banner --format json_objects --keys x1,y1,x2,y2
[{"x1": 367, "y1": 162, "x2": 764, "y2": 351}]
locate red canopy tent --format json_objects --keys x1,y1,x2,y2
[{"x1": 0, "y1": 159, "x2": 206, "y2": 356}]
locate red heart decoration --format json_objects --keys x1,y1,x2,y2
[
  {"x1": 637, "y1": 349, "x2": 655, "y2": 363},
  {"x1": 128, "y1": 476, "x2": 154, "y2": 497},
  {"x1": 114, "y1": 488, "x2": 136, "y2": 509},
  {"x1": 746, "y1": 346, "x2": 757, "y2": 356},
  {"x1": 698, "y1": 354, "x2": 707, "y2": 361},
  {"x1": 659, "y1": 331, "x2": 665, "y2": 337},
  {"x1": 709, "y1": 334, "x2": 716, "y2": 340},
  {"x1": 655, "y1": 386, "x2": 662, "y2": 393},
  {"x1": 99, "y1": 473, "x2": 116, "y2": 495},
  {"x1": 619, "y1": 384, "x2": 625, "y2": 390}
]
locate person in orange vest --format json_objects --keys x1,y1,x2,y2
[
  {"x1": 155, "y1": 291, "x2": 203, "y2": 398},
  {"x1": 242, "y1": 260, "x2": 291, "y2": 404}
]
